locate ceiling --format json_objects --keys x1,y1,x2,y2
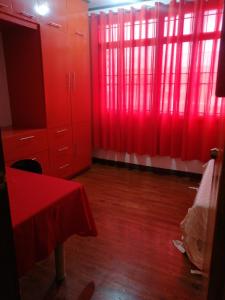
[{"x1": 88, "y1": 0, "x2": 151, "y2": 10}]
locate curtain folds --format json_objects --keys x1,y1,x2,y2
[{"x1": 90, "y1": 0, "x2": 224, "y2": 162}]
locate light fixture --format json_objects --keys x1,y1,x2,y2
[{"x1": 34, "y1": 2, "x2": 50, "y2": 16}]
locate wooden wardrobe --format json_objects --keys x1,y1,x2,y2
[{"x1": 0, "y1": 0, "x2": 91, "y2": 178}]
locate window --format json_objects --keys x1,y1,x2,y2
[{"x1": 102, "y1": 8, "x2": 222, "y2": 114}]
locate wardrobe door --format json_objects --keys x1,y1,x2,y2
[
  {"x1": 67, "y1": 0, "x2": 88, "y2": 36},
  {"x1": 40, "y1": 24, "x2": 71, "y2": 128},
  {"x1": 72, "y1": 122, "x2": 92, "y2": 174},
  {"x1": 69, "y1": 33, "x2": 91, "y2": 123},
  {"x1": 68, "y1": 4, "x2": 92, "y2": 174}
]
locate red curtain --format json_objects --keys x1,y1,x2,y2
[{"x1": 90, "y1": 0, "x2": 224, "y2": 162}]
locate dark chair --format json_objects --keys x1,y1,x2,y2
[{"x1": 11, "y1": 159, "x2": 42, "y2": 174}]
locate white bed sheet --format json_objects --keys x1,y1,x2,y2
[{"x1": 180, "y1": 159, "x2": 215, "y2": 270}]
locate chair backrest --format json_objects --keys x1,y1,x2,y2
[{"x1": 11, "y1": 159, "x2": 42, "y2": 174}]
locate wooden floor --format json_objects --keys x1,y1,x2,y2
[{"x1": 20, "y1": 163, "x2": 206, "y2": 300}]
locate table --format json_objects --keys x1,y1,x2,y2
[{"x1": 6, "y1": 167, "x2": 97, "y2": 279}]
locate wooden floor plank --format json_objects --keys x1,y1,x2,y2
[{"x1": 20, "y1": 163, "x2": 206, "y2": 300}]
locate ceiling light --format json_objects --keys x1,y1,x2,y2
[{"x1": 34, "y1": 3, "x2": 50, "y2": 16}]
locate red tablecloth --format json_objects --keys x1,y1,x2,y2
[{"x1": 6, "y1": 167, "x2": 97, "y2": 276}]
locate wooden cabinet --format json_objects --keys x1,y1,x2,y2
[
  {"x1": 67, "y1": 0, "x2": 88, "y2": 35},
  {"x1": 0, "y1": 0, "x2": 92, "y2": 178},
  {"x1": 2, "y1": 129, "x2": 48, "y2": 161},
  {"x1": 37, "y1": 0, "x2": 67, "y2": 31},
  {"x1": 2, "y1": 25, "x2": 46, "y2": 129},
  {"x1": 67, "y1": 0, "x2": 91, "y2": 123},
  {"x1": 12, "y1": 0, "x2": 37, "y2": 20},
  {"x1": 68, "y1": 34, "x2": 91, "y2": 123},
  {"x1": 67, "y1": 1, "x2": 92, "y2": 174},
  {"x1": 69, "y1": 34, "x2": 92, "y2": 174},
  {"x1": 72, "y1": 122, "x2": 92, "y2": 174},
  {"x1": 49, "y1": 146, "x2": 73, "y2": 178},
  {"x1": 2, "y1": 129, "x2": 50, "y2": 175},
  {"x1": 0, "y1": 0, "x2": 12, "y2": 12},
  {"x1": 40, "y1": 24, "x2": 71, "y2": 128},
  {"x1": 48, "y1": 126, "x2": 73, "y2": 177},
  {"x1": 48, "y1": 126, "x2": 73, "y2": 149}
]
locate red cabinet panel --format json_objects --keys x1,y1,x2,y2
[
  {"x1": 40, "y1": 24, "x2": 71, "y2": 128},
  {"x1": 48, "y1": 126, "x2": 73, "y2": 149},
  {"x1": 37, "y1": 0, "x2": 67, "y2": 31},
  {"x1": 2, "y1": 129, "x2": 48, "y2": 161},
  {"x1": 69, "y1": 34, "x2": 91, "y2": 123},
  {"x1": 2, "y1": 26, "x2": 46, "y2": 128},
  {"x1": 67, "y1": 0, "x2": 88, "y2": 35},
  {"x1": 53, "y1": 163, "x2": 73, "y2": 178},
  {"x1": 67, "y1": 0, "x2": 91, "y2": 124},
  {"x1": 72, "y1": 122, "x2": 92, "y2": 174},
  {"x1": 48, "y1": 125, "x2": 73, "y2": 178},
  {"x1": 67, "y1": 1, "x2": 92, "y2": 175},
  {"x1": 49, "y1": 145, "x2": 73, "y2": 168},
  {"x1": 0, "y1": 0, "x2": 12, "y2": 12},
  {"x1": 0, "y1": 0, "x2": 91, "y2": 180},
  {"x1": 12, "y1": 0, "x2": 37, "y2": 20},
  {"x1": 49, "y1": 146, "x2": 73, "y2": 178}
]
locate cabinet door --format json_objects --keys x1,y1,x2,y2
[
  {"x1": 68, "y1": 0, "x2": 90, "y2": 123},
  {"x1": 72, "y1": 122, "x2": 92, "y2": 174},
  {"x1": 41, "y1": 24, "x2": 71, "y2": 128},
  {"x1": 37, "y1": 0, "x2": 67, "y2": 31},
  {"x1": 0, "y1": 0, "x2": 12, "y2": 12},
  {"x1": 12, "y1": 0, "x2": 37, "y2": 19},
  {"x1": 67, "y1": 0, "x2": 88, "y2": 35},
  {"x1": 69, "y1": 34, "x2": 91, "y2": 123}
]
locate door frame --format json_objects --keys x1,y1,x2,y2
[{"x1": 207, "y1": 0, "x2": 225, "y2": 297}]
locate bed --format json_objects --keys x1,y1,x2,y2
[{"x1": 177, "y1": 158, "x2": 215, "y2": 270}]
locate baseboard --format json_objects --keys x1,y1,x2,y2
[{"x1": 92, "y1": 157, "x2": 202, "y2": 180}]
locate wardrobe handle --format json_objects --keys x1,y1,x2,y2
[
  {"x1": 59, "y1": 163, "x2": 70, "y2": 170},
  {"x1": 74, "y1": 144, "x2": 77, "y2": 157},
  {"x1": 75, "y1": 31, "x2": 84, "y2": 37},
  {"x1": 67, "y1": 73, "x2": 71, "y2": 93},
  {"x1": 58, "y1": 147, "x2": 69, "y2": 152},
  {"x1": 19, "y1": 135, "x2": 35, "y2": 141},
  {"x1": 48, "y1": 22, "x2": 62, "y2": 29},
  {"x1": 19, "y1": 11, "x2": 34, "y2": 18},
  {"x1": 72, "y1": 72, "x2": 75, "y2": 91},
  {"x1": 0, "y1": 3, "x2": 9, "y2": 8},
  {"x1": 56, "y1": 129, "x2": 68, "y2": 134}
]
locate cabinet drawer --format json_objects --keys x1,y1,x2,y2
[
  {"x1": 6, "y1": 150, "x2": 50, "y2": 175},
  {"x1": 49, "y1": 145, "x2": 73, "y2": 166},
  {"x1": 54, "y1": 162, "x2": 73, "y2": 178},
  {"x1": 48, "y1": 126, "x2": 72, "y2": 149},
  {"x1": 49, "y1": 146, "x2": 73, "y2": 178},
  {"x1": 3, "y1": 130, "x2": 48, "y2": 161}
]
